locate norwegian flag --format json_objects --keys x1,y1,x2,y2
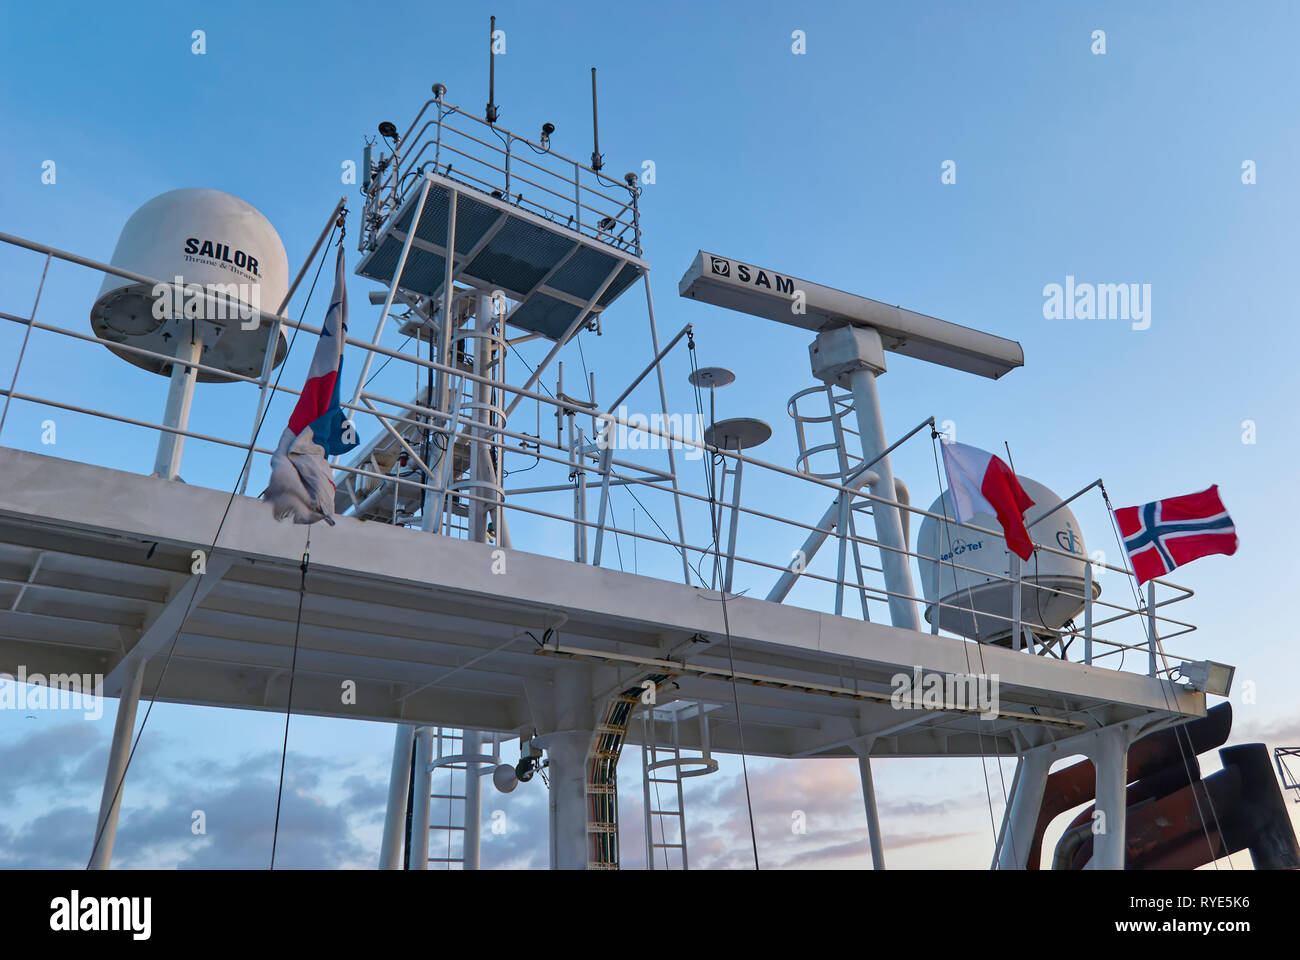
[{"x1": 1113, "y1": 485, "x2": 1238, "y2": 585}]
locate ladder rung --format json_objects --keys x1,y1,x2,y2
[
  {"x1": 428, "y1": 825, "x2": 465, "y2": 831},
  {"x1": 651, "y1": 842, "x2": 685, "y2": 849}
]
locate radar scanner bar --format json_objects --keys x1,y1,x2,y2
[{"x1": 677, "y1": 250, "x2": 1024, "y2": 380}]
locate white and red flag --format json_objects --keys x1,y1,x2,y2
[
  {"x1": 261, "y1": 244, "x2": 358, "y2": 526},
  {"x1": 940, "y1": 441, "x2": 1036, "y2": 561},
  {"x1": 1113, "y1": 485, "x2": 1238, "y2": 585}
]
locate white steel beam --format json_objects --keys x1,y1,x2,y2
[
  {"x1": 853, "y1": 742, "x2": 886, "y2": 870},
  {"x1": 408, "y1": 726, "x2": 433, "y2": 870},
  {"x1": 547, "y1": 664, "x2": 595, "y2": 870},
  {"x1": 88, "y1": 655, "x2": 145, "y2": 870},
  {"x1": 103, "y1": 553, "x2": 235, "y2": 695},
  {"x1": 380, "y1": 724, "x2": 416, "y2": 869}
]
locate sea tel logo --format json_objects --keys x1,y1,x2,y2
[
  {"x1": 1055, "y1": 521, "x2": 1084, "y2": 555},
  {"x1": 708, "y1": 255, "x2": 796, "y2": 295}
]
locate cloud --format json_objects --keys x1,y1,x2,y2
[
  {"x1": 0, "y1": 718, "x2": 1010, "y2": 870},
  {"x1": 478, "y1": 786, "x2": 549, "y2": 870},
  {"x1": 0, "y1": 806, "x2": 99, "y2": 869},
  {"x1": 0, "y1": 721, "x2": 104, "y2": 804},
  {"x1": 0, "y1": 719, "x2": 385, "y2": 869},
  {"x1": 114, "y1": 764, "x2": 372, "y2": 869},
  {"x1": 1232, "y1": 713, "x2": 1300, "y2": 750}
]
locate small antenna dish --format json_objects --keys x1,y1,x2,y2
[
  {"x1": 705, "y1": 417, "x2": 772, "y2": 451},
  {"x1": 540, "y1": 122, "x2": 554, "y2": 149},
  {"x1": 689, "y1": 367, "x2": 735, "y2": 428},
  {"x1": 486, "y1": 15, "x2": 499, "y2": 124},
  {"x1": 688, "y1": 366, "x2": 735, "y2": 389},
  {"x1": 378, "y1": 121, "x2": 398, "y2": 140},
  {"x1": 492, "y1": 763, "x2": 518, "y2": 793},
  {"x1": 589, "y1": 67, "x2": 602, "y2": 171},
  {"x1": 432, "y1": 82, "x2": 447, "y2": 101}
]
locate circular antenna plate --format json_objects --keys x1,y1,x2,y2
[
  {"x1": 688, "y1": 366, "x2": 735, "y2": 389},
  {"x1": 705, "y1": 416, "x2": 772, "y2": 451},
  {"x1": 492, "y1": 763, "x2": 518, "y2": 794}
]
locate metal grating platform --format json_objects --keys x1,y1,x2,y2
[{"x1": 356, "y1": 172, "x2": 644, "y2": 341}]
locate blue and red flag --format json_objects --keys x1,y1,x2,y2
[
  {"x1": 261, "y1": 244, "x2": 359, "y2": 526},
  {"x1": 1113, "y1": 485, "x2": 1238, "y2": 585}
]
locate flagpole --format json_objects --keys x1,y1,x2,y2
[
  {"x1": 1025, "y1": 478, "x2": 1103, "y2": 530},
  {"x1": 238, "y1": 196, "x2": 347, "y2": 495},
  {"x1": 1100, "y1": 479, "x2": 1178, "y2": 680},
  {"x1": 1002, "y1": 441, "x2": 1030, "y2": 653}
]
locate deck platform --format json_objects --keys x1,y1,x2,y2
[
  {"x1": 355, "y1": 172, "x2": 644, "y2": 341},
  {"x1": 0, "y1": 446, "x2": 1204, "y2": 759}
]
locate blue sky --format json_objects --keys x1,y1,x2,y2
[{"x1": 0, "y1": 0, "x2": 1297, "y2": 868}]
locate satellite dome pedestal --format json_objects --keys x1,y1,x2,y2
[
  {"x1": 917, "y1": 475, "x2": 1101, "y2": 646},
  {"x1": 89, "y1": 188, "x2": 290, "y2": 479}
]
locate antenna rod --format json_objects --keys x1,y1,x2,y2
[
  {"x1": 590, "y1": 67, "x2": 602, "y2": 170},
  {"x1": 486, "y1": 16, "x2": 499, "y2": 124}
]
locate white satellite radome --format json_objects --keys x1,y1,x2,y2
[
  {"x1": 916, "y1": 475, "x2": 1100, "y2": 644},
  {"x1": 90, "y1": 188, "x2": 289, "y2": 381}
]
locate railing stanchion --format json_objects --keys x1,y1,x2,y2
[
  {"x1": 591, "y1": 443, "x2": 615, "y2": 566},
  {"x1": 723, "y1": 446, "x2": 746, "y2": 595},
  {"x1": 575, "y1": 425, "x2": 589, "y2": 563},
  {"x1": 1011, "y1": 553, "x2": 1023, "y2": 651},
  {"x1": 1084, "y1": 559, "x2": 1094, "y2": 665},
  {"x1": 1147, "y1": 580, "x2": 1158, "y2": 677},
  {"x1": 504, "y1": 135, "x2": 512, "y2": 197},
  {"x1": 0, "y1": 253, "x2": 50, "y2": 441}
]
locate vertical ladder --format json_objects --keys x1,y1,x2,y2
[
  {"x1": 641, "y1": 711, "x2": 689, "y2": 869},
  {"x1": 823, "y1": 386, "x2": 874, "y2": 620},
  {"x1": 436, "y1": 376, "x2": 478, "y2": 539},
  {"x1": 425, "y1": 727, "x2": 498, "y2": 868},
  {"x1": 789, "y1": 384, "x2": 877, "y2": 620}
]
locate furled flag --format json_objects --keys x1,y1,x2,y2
[
  {"x1": 940, "y1": 440, "x2": 1036, "y2": 561},
  {"x1": 1113, "y1": 485, "x2": 1238, "y2": 585},
  {"x1": 260, "y1": 244, "x2": 359, "y2": 526}
]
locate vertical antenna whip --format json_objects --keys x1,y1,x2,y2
[
  {"x1": 590, "y1": 67, "x2": 602, "y2": 171},
  {"x1": 486, "y1": 15, "x2": 499, "y2": 124}
]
